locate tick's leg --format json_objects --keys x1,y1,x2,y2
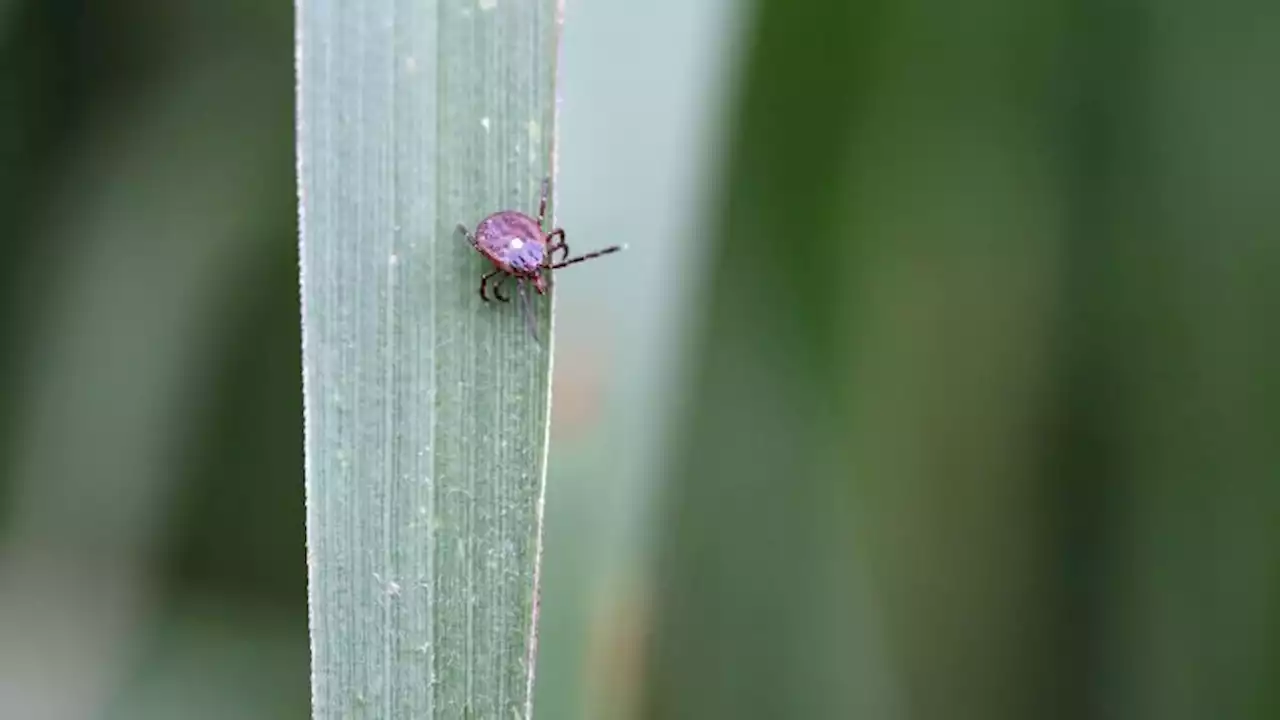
[
  {"x1": 546, "y1": 228, "x2": 569, "y2": 265},
  {"x1": 491, "y1": 273, "x2": 512, "y2": 303},
  {"x1": 457, "y1": 223, "x2": 479, "y2": 248},
  {"x1": 479, "y1": 269, "x2": 504, "y2": 302},
  {"x1": 536, "y1": 177, "x2": 550, "y2": 230},
  {"x1": 551, "y1": 244, "x2": 625, "y2": 269}
]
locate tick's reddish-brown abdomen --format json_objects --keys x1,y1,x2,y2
[{"x1": 474, "y1": 211, "x2": 546, "y2": 275}]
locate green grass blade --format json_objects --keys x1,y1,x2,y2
[{"x1": 296, "y1": 2, "x2": 560, "y2": 718}]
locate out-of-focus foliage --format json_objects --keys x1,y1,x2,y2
[
  {"x1": 640, "y1": 0, "x2": 1280, "y2": 719},
  {"x1": 0, "y1": 3, "x2": 306, "y2": 718}
]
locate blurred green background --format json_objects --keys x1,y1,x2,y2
[{"x1": 2, "y1": 1, "x2": 1277, "y2": 719}]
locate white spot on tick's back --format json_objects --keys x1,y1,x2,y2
[
  {"x1": 478, "y1": 0, "x2": 497, "y2": 10},
  {"x1": 509, "y1": 237, "x2": 524, "y2": 250}
]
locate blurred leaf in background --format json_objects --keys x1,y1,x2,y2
[
  {"x1": 640, "y1": 0, "x2": 1280, "y2": 718},
  {"x1": 0, "y1": 3, "x2": 305, "y2": 718}
]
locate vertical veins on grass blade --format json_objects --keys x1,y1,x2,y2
[{"x1": 297, "y1": 1, "x2": 559, "y2": 718}]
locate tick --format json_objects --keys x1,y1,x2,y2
[{"x1": 457, "y1": 178, "x2": 624, "y2": 340}]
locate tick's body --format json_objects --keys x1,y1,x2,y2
[
  {"x1": 458, "y1": 178, "x2": 623, "y2": 339},
  {"x1": 472, "y1": 210, "x2": 554, "y2": 294}
]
